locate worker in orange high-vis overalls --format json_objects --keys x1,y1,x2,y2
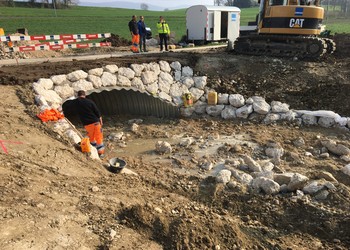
[
  {"x1": 128, "y1": 15, "x2": 139, "y2": 53},
  {"x1": 75, "y1": 90, "x2": 105, "y2": 158}
]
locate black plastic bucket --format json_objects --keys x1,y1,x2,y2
[{"x1": 108, "y1": 158, "x2": 126, "y2": 173}]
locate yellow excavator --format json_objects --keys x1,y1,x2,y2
[{"x1": 234, "y1": 0, "x2": 336, "y2": 58}]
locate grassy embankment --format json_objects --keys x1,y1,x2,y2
[{"x1": 0, "y1": 6, "x2": 349, "y2": 41}]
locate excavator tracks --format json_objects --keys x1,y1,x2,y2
[{"x1": 234, "y1": 35, "x2": 336, "y2": 59}]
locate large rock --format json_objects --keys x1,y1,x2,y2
[
  {"x1": 149, "y1": 62, "x2": 161, "y2": 75},
  {"x1": 104, "y1": 64, "x2": 119, "y2": 74},
  {"x1": 51, "y1": 75, "x2": 67, "y2": 86},
  {"x1": 302, "y1": 114, "x2": 318, "y2": 125},
  {"x1": 158, "y1": 72, "x2": 173, "y2": 93},
  {"x1": 274, "y1": 173, "x2": 295, "y2": 185},
  {"x1": 182, "y1": 66, "x2": 193, "y2": 77},
  {"x1": 159, "y1": 60, "x2": 171, "y2": 72},
  {"x1": 145, "y1": 82, "x2": 158, "y2": 95},
  {"x1": 216, "y1": 169, "x2": 232, "y2": 184},
  {"x1": 218, "y1": 93, "x2": 229, "y2": 104},
  {"x1": 314, "y1": 171, "x2": 338, "y2": 182},
  {"x1": 141, "y1": 71, "x2": 158, "y2": 85},
  {"x1": 206, "y1": 105, "x2": 225, "y2": 117},
  {"x1": 101, "y1": 72, "x2": 117, "y2": 86},
  {"x1": 281, "y1": 110, "x2": 297, "y2": 121},
  {"x1": 88, "y1": 68, "x2": 104, "y2": 77},
  {"x1": 155, "y1": 141, "x2": 172, "y2": 154},
  {"x1": 242, "y1": 155, "x2": 262, "y2": 172},
  {"x1": 252, "y1": 96, "x2": 271, "y2": 114},
  {"x1": 67, "y1": 70, "x2": 88, "y2": 82},
  {"x1": 193, "y1": 76, "x2": 207, "y2": 89},
  {"x1": 287, "y1": 173, "x2": 309, "y2": 191},
  {"x1": 265, "y1": 142, "x2": 284, "y2": 164},
  {"x1": 130, "y1": 64, "x2": 145, "y2": 77},
  {"x1": 88, "y1": 75, "x2": 103, "y2": 88},
  {"x1": 131, "y1": 77, "x2": 145, "y2": 90},
  {"x1": 318, "y1": 117, "x2": 335, "y2": 128},
  {"x1": 118, "y1": 67, "x2": 135, "y2": 80},
  {"x1": 71, "y1": 79, "x2": 94, "y2": 92},
  {"x1": 36, "y1": 78, "x2": 54, "y2": 90},
  {"x1": 174, "y1": 71, "x2": 182, "y2": 81},
  {"x1": 229, "y1": 94, "x2": 245, "y2": 107},
  {"x1": 221, "y1": 106, "x2": 237, "y2": 120},
  {"x1": 170, "y1": 61, "x2": 181, "y2": 71},
  {"x1": 189, "y1": 87, "x2": 204, "y2": 101},
  {"x1": 236, "y1": 105, "x2": 253, "y2": 119},
  {"x1": 181, "y1": 77, "x2": 194, "y2": 89},
  {"x1": 271, "y1": 101, "x2": 289, "y2": 113},
  {"x1": 342, "y1": 164, "x2": 350, "y2": 176},
  {"x1": 170, "y1": 83, "x2": 189, "y2": 98},
  {"x1": 231, "y1": 169, "x2": 253, "y2": 185},
  {"x1": 39, "y1": 90, "x2": 62, "y2": 106},
  {"x1": 302, "y1": 181, "x2": 324, "y2": 194},
  {"x1": 251, "y1": 177, "x2": 280, "y2": 195},
  {"x1": 35, "y1": 95, "x2": 48, "y2": 107},
  {"x1": 54, "y1": 84, "x2": 74, "y2": 99},
  {"x1": 180, "y1": 107, "x2": 195, "y2": 117},
  {"x1": 321, "y1": 139, "x2": 350, "y2": 156},
  {"x1": 193, "y1": 101, "x2": 207, "y2": 115},
  {"x1": 117, "y1": 75, "x2": 132, "y2": 87},
  {"x1": 263, "y1": 113, "x2": 280, "y2": 124},
  {"x1": 159, "y1": 92, "x2": 172, "y2": 102}
]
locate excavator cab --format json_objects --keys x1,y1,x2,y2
[{"x1": 234, "y1": 0, "x2": 335, "y2": 58}]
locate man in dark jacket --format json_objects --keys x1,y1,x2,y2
[
  {"x1": 128, "y1": 15, "x2": 139, "y2": 53},
  {"x1": 138, "y1": 16, "x2": 147, "y2": 52},
  {"x1": 76, "y1": 90, "x2": 105, "y2": 158}
]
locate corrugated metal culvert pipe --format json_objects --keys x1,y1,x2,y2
[{"x1": 62, "y1": 87, "x2": 180, "y2": 118}]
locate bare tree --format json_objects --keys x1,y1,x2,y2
[{"x1": 140, "y1": 3, "x2": 149, "y2": 10}]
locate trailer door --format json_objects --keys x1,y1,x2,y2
[{"x1": 213, "y1": 11, "x2": 221, "y2": 40}]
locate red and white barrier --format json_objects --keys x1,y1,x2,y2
[
  {"x1": 5, "y1": 42, "x2": 111, "y2": 52},
  {"x1": 0, "y1": 33, "x2": 111, "y2": 42}
]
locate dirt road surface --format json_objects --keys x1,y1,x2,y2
[{"x1": 0, "y1": 37, "x2": 350, "y2": 249}]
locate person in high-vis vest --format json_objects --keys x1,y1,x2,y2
[
  {"x1": 75, "y1": 90, "x2": 105, "y2": 158},
  {"x1": 157, "y1": 16, "x2": 170, "y2": 52},
  {"x1": 128, "y1": 15, "x2": 139, "y2": 53}
]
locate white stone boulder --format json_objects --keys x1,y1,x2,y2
[
  {"x1": 101, "y1": 72, "x2": 117, "y2": 86},
  {"x1": 193, "y1": 76, "x2": 207, "y2": 90},
  {"x1": 159, "y1": 60, "x2": 171, "y2": 72},
  {"x1": 302, "y1": 181, "x2": 324, "y2": 194},
  {"x1": 155, "y1": 141, "x2": 172, "y2": 154},
  {"x1": 40, "y1": 90, "x2": 62, "y2": 106},
  {"x1": 229, "y1": 94, "x2": 245, "y2": 107},
  {"x1": 174, "y1": 71, "x2": 182, "y2": 81},
  {"x1": 51, "y1": 75, "x2": 67, "y2": 86},
  {"x1": 36, "y1": 78, "x2": 54, "y2": 90},
  {"x1": 182, "y1": 66, "x2": 193, "y2": 77},
  {"x1": 263, "y1": 113, "x2": 280, "y2": 124},
  {"x1": 218, "y1": 93, "x2": 229, "y2": 104},
  {"x1": 65, "y1": 129, "x2": 81, "y2": 144},
  {"x1": 158, "y1": 72, "x2": 173, "y2": 93},
  {"x1": 67, "y1": 70, "x2": 88, "y2": 82},
  {"x1": 189, "y1": 87, "x2": 204, "y2": 101},
  {"x1": 193, "y1": 101, "x2": 207, "y2": 115},
  {"x1": 149, "y1": 62, "x2": 161, "y2": 75},
  {"x1": 216, "y1": 169, "x2": 232, "y2": 184},
  {"x1": 287, "y1": 173, "x2": 309, "y2": 191},
  {"x1": 242, "y1": 155, "x2": 262, "y2": 172},
  {"x1": 170, "y1": 61, "x2": 181, "y2": 71},
  {"x1": 159, "y1": 92, "x2": 172, "y2": 102},
  {"x1": 236, "y1": 105, "x2": 253, "y2": 119},
  {"x1": 206, "y1": 105, "x2": 225, "y2": 117},
  {"x1": 281, "y1": 110, "x2": 297, "y2": 121},
  {"x1": 252, "y1": 96, "x2": 271, "y2": 114},
  {"x1": 118, "y1": 67, "x2": 135, "y2": 80},
  {"x1": 130, "y1": 64, "x2": 145, "y2": 77},
  {"x1": 221, "y1": 106, "x2": 237, "y2": 120},
  {"x1": 141, "y1": 71, "x2": 158, "y2": 85},
  {"x1": 180, "y1": 107, "x2": 195, "y2": 117},
  {"x1": 231, "y1": 169, "x2": 253, "y2": 185},
  {"x1": 104, "y1": 64, "x2": 119, "y2": 74},
  {"x1": 271, "y1": 101, "x2": 289, "y2": 113},
  {"x1": 181, "y1": 77, "x2": 194, "y2": 89},
  {"x1": 54, "y1": 84, "x2": 74, "y2": 99},
  {"x1": 145, "y1": 82, "x2": 158, "y2": 95},
  {"x1": 71, "y1": 79, "x2": 94, "y2": 92},
  {"x1": 35, "y1": 95, "x2": 48, "y2": 107},
  {"x1": 342, "y1": 164, "x2": 350, "y2": 176},
  {"x1": 251, "y1": 177, "x2": 280, "y2": 195},
  {"x1": 321, "y1": 140, "x2": 350, "y2": 156},
  {"x1": 265, "y1": 143, "x2": 284, "y2": 163},
  {"x1": 88, "y1": 75, "x2": 103, "y2": 88},
  {"x1": 318, "y1": 117, "x2": 335, "y2": 128},
  {"x1": 170, "y1": 83, "x2": 189, "y2": 99},
  {"x1": 302, "y1": 114, "x2": 318, "y2": 125},
  {"x1": 117, "y1": 75, "x2": 132, "y2": 87},
  {"x1": 131, "y1": 78, "x2": 145, "y2": 90},
  {"x1": 88, "y1": 68, "x2": 104, "y2": 77}
]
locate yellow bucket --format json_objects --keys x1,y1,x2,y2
[
  {"x1": 0, "y1": 28, "x2": 4, "y2": 36},
  {"x1": 207, "y1": 92, "x2": 218, "y2": 105}
]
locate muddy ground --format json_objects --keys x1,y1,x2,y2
[{"x1": 0, "y1": 35, "x2": 350, "y2": 250}]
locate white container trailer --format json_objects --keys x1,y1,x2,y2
[{"x1": 186, "y1": 5, "x2": 241, "y2": 45}]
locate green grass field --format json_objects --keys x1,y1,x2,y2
[{"x1": 0, "y1": 5, "x2": 349, "y2": 41}]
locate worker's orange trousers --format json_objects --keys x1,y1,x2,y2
[
  {"x1": 131, "y1": 34, "x2": 140, "y2": 52},
  {"x1": 84, "y1": 122, "x2": 105, "y2": 155}
]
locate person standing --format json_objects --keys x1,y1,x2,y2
[
  {"x1": 128, "y1": 15, "x2": 139, "y2": 53},
  {"x1": 157, "y1": 16, "x2": 170, "y2": 52},
  {"x1": 138, "y1": 16, "x2": 147, "y2": 52},
  {"x1": 75, "y1": 90, "x2": 105, "y2": 158}
]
